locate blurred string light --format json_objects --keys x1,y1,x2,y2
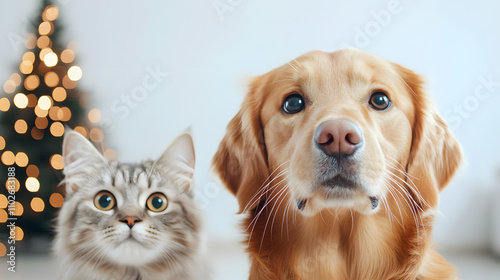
[
  {"x1": 0, "y1": 3, "x2": 108, "y2": 249},
  {"x1": 13, "y1": 93, "x2": 28, "y2": 109}
]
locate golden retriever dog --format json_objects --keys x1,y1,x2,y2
[{"x1": 213, "y1": 49, "x2": 462, "y2": 280}]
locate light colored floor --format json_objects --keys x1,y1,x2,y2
[
  {"x1": 1, "y1": 242, "x2": 499, "y2": 279},
  {"x1": 440, "y1": 249, "x2": 500, "y2": 280}
]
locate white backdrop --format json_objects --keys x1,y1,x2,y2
[{"x1": 1, "y1": 0, "x2": 500, "y2": 250}]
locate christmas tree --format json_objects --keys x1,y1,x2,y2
[{"x1": 0, "y1": 0, "x2": 108, "y2": 248}]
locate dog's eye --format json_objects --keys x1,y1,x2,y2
[
  {"x1": 94, "y1": 191, "x2": 116, "y2": 211},
  {"x1": 369, "y1": 92, "x2": 391, "y2": 110},
  {"x1": 283, "y1": 94, "x2": 305, "y2": 114},
  {"x1": 146, "y1": 193, "x2": 168, "y2": 212}
]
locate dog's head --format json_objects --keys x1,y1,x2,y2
[{"x1": 213, "y1": 49, "x2": 462, "y2": 216}]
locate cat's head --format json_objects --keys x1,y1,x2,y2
[{"x1": 57, "y1": 129, "x2": 200, "y2": 268}]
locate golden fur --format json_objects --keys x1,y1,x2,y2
[{"x1": 213, "y1": 49, "x2": 462, "y2": 280}]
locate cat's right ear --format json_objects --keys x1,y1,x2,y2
[
  {"x1": 156, "y1": 132, "x2": 196, "y2": 189},
  {"x1": 62, "y1": 128, "x2": 107, "y2": 194}
]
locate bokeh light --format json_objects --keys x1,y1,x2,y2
[
  {"x1": 88, "y1": 108, "x2": 101, "y2": 123},
  {"x1": 31, "y1": 197, "x2": 45, "y2": 212},
  {"x1": 15, "y1": 152, "x2": 29, "y2": 167},
  {"x1": 31, "y1": 127, "x2": 44, "y2": 140},
  {"x1": 14, "y1": 119, "x2": 28, "y2": 134},
  {"x1": 26, "y1": 94, "x2": 38, "y2": 107},
  {"x1": 26, "y1": 177, "x2": 40, "y2": 192},
  {"x1": 37, "y1": 35, "x2": 52, "y2": 49},
  {"x1": 60, "y1": 107, "x2": 71, "y2": 121},
  {"x1": 35, "y1": 117, "x2": 49, "y2": 129},
  {"x1": 19, "y1": 61, "x2": 33, "y2": 74},
  {"x1": 50, "y1": 122, "x2": 64, "y2": 137},
  {"x1": 74, "y1": 126, "x2": 88, "y2": 138},
  {"x1": 39, "y1": 48, "x2": 52, "y2": 61},
  {"x1": 89, "y1": 127, "x2": 104, "y2": 142},
  {"x1": 52, "y1": 87, "x2": 67, "y2": 102},
  {"x1": 0, "y1": 210, "x2": 6, "y2": 223},
  {"x1": 68, "y1": 66, "x2": 82, "y2": 81},
  {"x1": 26, "y1": 165, "x2": 40, "y2": 177},
  {"x1": 24, "y1": 75, "x2": 40, "y2": 91},
  {"x1": 0, "y1": 136, "x2": 5, "y2": 150},
  {"x1": 50, "y1": 154, "x2": 64, "y2": 170},
  {"x1": 44, "y1": 52, "x2": 58, "y2": 67},
  {"x1": 24, "y1": 33, "x2": 37, "y2": 49},
  {"x1": 13, "y1": 202, "x2": 23, "y2": 216},
  {"x1": 0, "y1": 98, "x2": 10, "y2": 112},
  {"x1": 2, "y1": 80, "x2": 16, "y2": 94},
  {"x1": 61, "y1": 49, "x2": 75, "y2": 63},
  {"x1": 43, "y1": 5, "x2": 59, "y2": 21},
  {"x1": 14, "y1": 227, "x2": 24, "y2": 241},
  {"x1": 14, "y1": 120, "x2": 28, "y2": 134},
  {"x1": 50, "y1": 193, "x2": 64, "y2": 208},
  {"x1": 44, "y1": 71, "x2": 59, "y2": 87},
  {"x1": 34, "y1": 105, "x2": 49, "y2": 118},
  {"x1": 38, "y1": 95, "x2": 53, "y2": 110},
  {"x1": 62, "y1": 75, "x2": 77, "y2": 89},
  {"x1": 49, "y1": 106, "x2": 61, "y2": 121},
  {"x1": 1, "y1": 151, "x2": 15, "y2": 165},
  {"x1": 13, "y1": 93, "x2": 28, "y2": 109},
  {"x1": 0, "y1": 195, "x2": 7, "y2": 208},
  {"x1": 104, "y1": 149, "x2": 117, "y2": 159},
  {"x1": 22, "y1": 52, "x2": 35, "y2": 63},
  {"x1": 38, "y1": 21, "x2": 53, "y2": 36},
  {"x1": 10, "y1": 73, "x2": 21, "y2": 86}
]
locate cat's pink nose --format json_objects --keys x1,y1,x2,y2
[{"x1": 120, "y1": 216, "x2": 142, "y2": 228}]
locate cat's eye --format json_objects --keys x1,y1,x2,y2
[
  {"x1": 283, "y1": 93, "x2": 305, "y2": 114},
  {"x1": 146, "y1": 193, "x2": 168, "y2": 212},
  {"x1": 369, "y1": 92, "x2": 391, "y2": 110},
  {"x1": 94, "y1": 191, "x2": 116, "y2": 211}
]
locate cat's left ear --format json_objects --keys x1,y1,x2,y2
[
  {"x1": 156, "y1": 132, "x2": 196, "y2": 186},
  {"x1": 62, "y1": 127, "x2": 107, "y2": 194}
]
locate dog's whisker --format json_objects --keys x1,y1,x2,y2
[
  {"x1": 385, "y1": 163, "x2": 429, "y2": 207},
  {"x1": 385, "y1": 156, "x2": 420, "y2": 180},
  {"x1": 385, "y1": 173, "x2": 426, "y2": 236},
  {"x1": 248, "y1": 180, "x2": 290, "y2": 244},
  {"x1": 282, "y1": 197, "x2": 294, "y2": 240},
  {"x1": 385, "y1": 167, "x2": 427, "y2": 213},
  {"x1": 259, "y1": 184, "x2": 291, "y2": 252},
  {"x1": 383, "y1": 178, "x2": 406, "y2": 229},
  {"x1": 384, "y1": 158, "x2": 431, "y2": 210},
  {"x1": 247, "y1": 179, "x2": 287, "y2": 234},
  {"x1": 388, "y1": 182, "x2": 421, "y2": 236},
  {"x1": 374, "y1": 182, "x2": 393, "y2": 227},
  {"x1": 243, "y1": 168, "x2": 290, "y2": 214},
  {"x1": 243, "y1": 161, "x2": 291, "y2": 213},
  {"x1": 349, "y1": 209, "x2": 354, "y2": 238},
  {"x1": 252, "y1": 185, "x2": 289, "y2": 250}
]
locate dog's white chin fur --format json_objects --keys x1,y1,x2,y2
[{"x1": 297, "y1": 193, "x2": 382, "y2": 217}]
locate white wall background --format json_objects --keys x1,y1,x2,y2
[{"x1": 1, "y1": 0, "x2": 500, "y2": 250}]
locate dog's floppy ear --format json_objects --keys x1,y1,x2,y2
[
  {"x1": 396, "y1": 65, "x2": 463, "y2": 209},
  {"x1": 212, "y1": 76, "x2": 269, "y2": 213}
]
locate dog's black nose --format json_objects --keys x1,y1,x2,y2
[{"x1": 315, "y1": 119, "x2": 363, "y2": 157}]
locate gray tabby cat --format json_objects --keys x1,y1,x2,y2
[{"x1": 54, "y1": 129, "x2": 207, "y2": 280}]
